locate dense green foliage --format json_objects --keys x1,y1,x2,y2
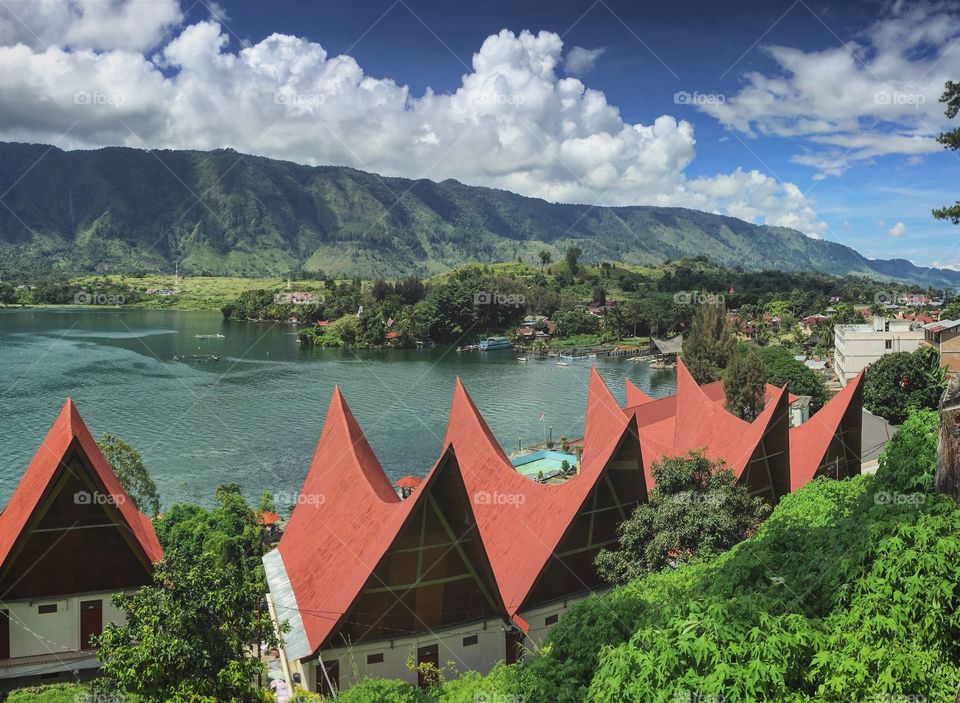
[
  {"x1": 595, "y1": 453, "x2": 770, "y2": 584},
  {"x1": 683, "y1": 301, "x2": 736, "y2": 384},
  {"x1": 757, "y1": 345, "x2": 829, "y2": 410},
  {"x1": 97, "y1": 433, "x2": 161, "y2": 516},
  {"x1": 863, "y1": 346, "x2": 947, "y2": 424},
  {"x1": 96, "y1": 485, "x2": 278, "y2": 703},
  {"x1": 934, "y1": 79, "x2": 960, "y2": 223},
  {"x1": 1, "y1": 142, "x2": 958, "y2": 284},
  {"x1": 723, "y1": 344, "x2": 767, "y2": 420},
  {"x1": 333, "y1": 408, "x2": 956, "y2": 703}
]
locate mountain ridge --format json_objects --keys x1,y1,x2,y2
[{"x1": 0, "y1": 141, "x2": 955, "y2": 287}]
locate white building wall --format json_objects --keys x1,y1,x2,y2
[
  {"x1": 834, "y1": 319, "x2": 923, "y2": 387},
  {"x1": 288, "y1": 594, "x2": 592, "y2": 695},
  {"x1": 296, "y1": 617, "x2": 507, "y2": 692},
  {"x1": 5, "y1": 591, "x2": 128, "y2": 661}
]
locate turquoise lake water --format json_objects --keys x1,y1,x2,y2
[{"x1": 0, "y1": 308, "x2": 677, "y2": 509}]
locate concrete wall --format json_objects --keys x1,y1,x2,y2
[
  {"x1": 4, "y1": 590, "x2": 127, "y2": 661},
  {"x1": 938, "y1": 330, "x2": 960, "y2": 373},
  {"x1": 290, "y1": 595, "x2": 589, "y2": 695},
  {"x1": 835, "y1": 322, "x2": 923, "y2": 386}
]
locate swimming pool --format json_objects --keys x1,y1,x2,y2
[{"x1": 510, "y1": 450, "x2": 579, "y2": 479}]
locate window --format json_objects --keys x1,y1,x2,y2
[
  {"x1": 462, "y1": 635, "x2": 478, "y2": 647},
  {"x1": 38, "y1": 604, "x2": 57, "y2": 614},
  {"x1": 885, "y1": 339, "x2": 893, "y2": 349},
  {"x1": 544, "y1": 614, "x2": 559, "y2": 626},
  {"x1": 366, "y1": 653, "x2": 383, "y2": 665},
  {"x1": 884, "y1": 321, "x2": 890, "y2": 332}
]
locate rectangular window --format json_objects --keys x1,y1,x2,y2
[
  {"x1": 462, "y1": 635, "x2": 478, "y2": 647},
  {"x1": 38, "y1": 604, "x2": 57, "y2": 614},
  {"x1": 545, "y1": 614, "x2": 559, "y2": 626},
  {"x1": 366, "y1": 653, "x2": 383, "y2": 665},
  {"x1": 885, "y1": 339, "x2": 893, "y2": 349}
]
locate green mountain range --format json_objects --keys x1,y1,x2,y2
[{"x1": 0, "y1": 141, "x2": 956, "y2": 286}]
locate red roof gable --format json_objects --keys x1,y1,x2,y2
[
  {"x1": 445, "y1": 370, "x2": 640, "y2": 617},
  {"x1": 624, "y1": 378, "x2": 653, "y2": 406},
  {"x1": 276, "y1": 387, "x2": 507, "y2": 655},
  {"x1": 0, "y1": 399, "x2": 162, "y2": 572},
  {"x1": 788, "y1": 371, "x2": 864, "y2": 491}
]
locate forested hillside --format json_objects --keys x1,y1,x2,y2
[{"x1": 0, "y1": 141, "x2": 957, "y2": 286}]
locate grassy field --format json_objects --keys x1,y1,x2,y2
[
  {"x1": 73, "y1": 274, "x2": 329, "y2": 311},
  {"x1": 5, "y1": 683, "x2": 135, "y2": 702}
]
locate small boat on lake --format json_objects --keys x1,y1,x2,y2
[
  {"x1": 556, "y1": 361, "x2": 569, "y2": 367},
  {"x1": 559, "y1": 353, "x2": 589, "y2": 361},
  {"x1": 195, "y1": 333, "x2": 225, "y2": 339},
  {"x1": 516, "y1": 356, "x2": 528, "y2": 362},
  {"x1": 479, "y1": 337, "x2": 513, "y2": 351}
]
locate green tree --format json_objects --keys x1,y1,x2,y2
[
  {"x1": 97, "y1": 486, "x2": 278, "y2": 703},
  {"x1": 758, "y1": 345, "x2": 829, "y2": 411},
  {"x1": 595, "y1": 452, "x2": 769, "y2": 584},
  {"x1": 97, "y1": 433, "x2": 161, "y2": 516},
  {"x1": 565, "y1": 245, "x2": 582, "y2": 275},
  {"x1": 723, "y1": 344, "x2": 766, "y2": 420},
  {"x1": 538, "y1": 249, "x2": 552, "y2": 268},
  {"x1": 934, "y1": 80, "x2": 960, "y2": 222},
  {"x1": 357, "y1": 308, "x2": 386, "y2": 346},
  {"x1": 95, "y1": 550, "x2": 278, "y2": 703},
  {"x1": 682, "y1": 301, "x2": 736, "y2": 384},
  {"x1": 864, "y1": 346, "x2": 947, "y2": 424}
]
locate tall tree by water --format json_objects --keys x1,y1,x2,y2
[
  {"x1": 683, "y1": 300, "x2": 736, "y2": 384},
  {"x1": 97, "y1": 433, "x2": 161, "y2": 517},
  {"x1": 724, "y1": 345, "x2": 767, "y2": 421}
]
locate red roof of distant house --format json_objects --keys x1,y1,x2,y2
[
  {"x1": 395, "y1": 475, "x2": 421, "y2": 489},
  {"x1": 0, "y1": 399, "x2": 163, "y2": 571},
  {"x1": 802, "y1": 314, "x2": 830, "y2": 325},
  {"x1": 259, "y1": 511, "x2": 282, "y2": 526},
  {"x1": 385, "y1": 331, "x2": 401, "y2": 340}
]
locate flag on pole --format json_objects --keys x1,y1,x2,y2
[{"x1": 538, "y1": 411, "x2": 545, "y2": 421}]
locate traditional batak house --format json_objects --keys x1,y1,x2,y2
[
  {"x1": 0, "y1": 400, "x2": 162, "y2": 686},
  {"x1": 265, "y1": 363, "x2": 864, "y2": 696}
]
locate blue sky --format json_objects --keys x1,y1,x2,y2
[{"x1": 1, "y1": 0, "x2": 959, "y2": 267}]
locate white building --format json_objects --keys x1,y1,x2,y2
[
  {"x1": 0, "y1": 400, "x2": 162, "y2": 687},
  {"x1": 834, "y1": 316, "x2": 924, "y2": 387}
]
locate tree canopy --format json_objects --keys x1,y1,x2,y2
[
  {"x1": 595, "y1": 452, "x2": 770, "y2": 584},
  {"x1": 723, "y1": 344, "x2": 767, "y2": 420},
  {"x1": 97, "y1": 433, "x2": 161, "y2": 516},
  {"x1": 863, "y1": 345, "x2": 946, "y2": 424},
  {"x1": 682, "y1": 301, "x2": 736, "y2": 384}
]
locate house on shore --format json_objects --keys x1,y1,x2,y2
[
  {"x1": 263, "y1": 361, "x2": 864, "y2": 696},
  {"x1": 0, "y1": 401, "x2": 162, "y2": 688}
]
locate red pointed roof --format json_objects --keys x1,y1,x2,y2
[
  {"x1": 0, "y1": 399, "x2": 162, "y2": 571},
  {"x1": 623, "y1": 360, "x2": 794, "y2": 495},
  {"x1": 789, "y1": 371, "x2": 864, "y2": 491},
  {"x1": 624, "y1": 379, "x2": 653, "y2": 406},
  {"x1": 276, "y1": 387, "x2": 507, "y2": 655},
  {"x1": 445, "y1": 370, "x2": 637, "y2": 616},
  {"x1": 277, "y1": 388, "x2": 408, "y2": 653}
]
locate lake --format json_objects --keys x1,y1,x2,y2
[{"x1": 0, "y1": 308, "x2": 677, "y2": 508}]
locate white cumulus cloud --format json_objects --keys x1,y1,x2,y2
[
  {"x1": 562, "y1": 46, "x2": 606, "y2": 75},
  {"x1": 696, "y1": 1, "x2": 960, "y2": 179},
  {"x1": 0, "y1": 9, "x2": 826, "y2": 237},
  {"x1": 888, "y1": 221, "x2": 907, "y2": 237},
  {"x1": 0, "y1": 0, "x2": 183, "y2": 52}
]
